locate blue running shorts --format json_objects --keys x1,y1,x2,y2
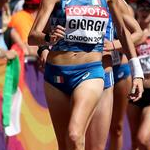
[
  {"x1": 44, "y1": 61, "x2": 105, "y2": 95},
  {"x1": 113, "y1": 63, "x2": 131, "y2": 84},
  {"x1": 104, "y1": 71, "x2": 114, "y2": 89}
]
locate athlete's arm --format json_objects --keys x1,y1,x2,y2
[
  {"x1": 0, "y1": 48, "x2": 17, "y2": 60},
  {"x1": 104, "y1": 2, "x2": 143, "y2": 51},
  {"x1": 111, "y1": 0, "x2": 143, "y2": 51},
  {"x1": 113, "y1": 15, "x2": 143, "y2": 50},
  {"x1": 104, "y1": 13, "x2": 143, "y2": 52},
  {"x1": 106, "y1": 0, "x2": 143, "y2": 54},
  {"x1": 107, "y1": 0, "x2": 135, "y2": 59},
  {"x1": 119, "y1": 0, "x2": 143, "y2": 44},
  {"x1": 28, "y1": 0, "x2": 59, "y2": 45},
  {"x1": 107, "y1": 0, "x2": 144, "y2": 101}
]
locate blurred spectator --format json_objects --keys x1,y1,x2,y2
[
  {"x1": 0, "y1": 2, "x2": 17, "y2": 149},
  {"x1": 0, "y1": 0, "x2": 9, "y2": 51},
  {"x1": 137, "y1": 0, "x2": 150, "y2": 8},
  {"x1": 5, "y1": 0, "x2": 47, "y2": 109},
  {"x1": 9, "y1": 0, "x2": 24, "y2": 14},
  {"x1": 6, "y1": 0, "x2": 41, "y2": 56},
  {"x1": 0, "y1": 9, "x2": 2, "y2": 33},
  {"x1": 0, "y1": 94, "x2": 6, "y2": 150},
  {"x1": 136, "y1": 0, "x2": 150, "y2": 32}
]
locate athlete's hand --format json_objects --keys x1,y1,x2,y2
[
  {"x1": 5, "y1": 50, "x2": 17, "y2": 60},
  {"x1": 38, "y1": 49, "x2": 49, "y2": 72},
  {"x1": 103, "y1": 39, "x2": 114, "y2": 51},
  {"x1": 128, "y1": 78, "x2": 144, "y2": 102},
  {"x1": 50, "y1": 25, "x2": 66, "y2": 45}
]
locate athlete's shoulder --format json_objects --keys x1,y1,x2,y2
[
  {"x1": 56, "y1": 0, "x2": 60, "y2": 3},
  {"x1": 42, "y1": 0, "x2": 59, "y2": 6},
  {"x1": 117, "y1": 0, "x2": 130, "y2": 14},
  {"x1": 106, "y1": 0, "x2": 118, "y2": 3}
]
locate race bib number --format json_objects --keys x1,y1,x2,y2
[
  {"x1": 111, "y1": 51, "x2": 121, "y2": 66},
  {"x1": 138, "y1": 55, "x2": 150, "y2": 74},
  {"x1": 64, "y1": 5, "x2": 109, "y2": 44}
]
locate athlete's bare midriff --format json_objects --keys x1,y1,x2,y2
[
  {"x1": 47, "y1": 50, "x2": 103, "y2": 65},
  {"x1": 120, "y1": 54, "x2": 128, "y2": 64}
]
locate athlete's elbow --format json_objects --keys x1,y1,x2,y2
[
  {"x1": 28, "y1": 32, "x2": 36, "y2": 46},
  {"x1": 117, "y1": 26, "x2": 127, "y2": 41},
  {"x1": 136, "y1": 30, "x2": 144, "y2": 44}
]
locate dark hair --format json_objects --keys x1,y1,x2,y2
[
  {"x1": 4, "y1": 27, "x2": 13, "y2": 50},
  {"x1": 137, "y1": 0, "x2": 150, "y2": 9},
  {"x1": 23, "y1": 3, "x2": 39, "y2": 10}
]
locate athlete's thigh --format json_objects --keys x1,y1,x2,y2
[
  {"x1": 44, "y1": 81, "x2": 71, "y2": 146},
  {"x1": 137, "y1": 106, "x2": 150, "y2": 140},
  {"x1": 86, "y1": 86, "x2": 114, "y2": 149},
  {"x1": 70, "y1": 78, "x2": 104, "y2": 134}
]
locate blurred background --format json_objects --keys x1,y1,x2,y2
[{"x1": 0, "y1": 0, "x2": 149, "y2": 150}]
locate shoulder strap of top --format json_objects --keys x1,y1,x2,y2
[
  {"x1": 101, "y1": 0, "x2": 110, "y2": 13},
  {"x1": 92, "y1": 0, "x2": 100, "y2": 5},
  {"x1": 100, "y1": 0, "x2": 108, "y2": 8},
  {"x1": 61, "y1": 0, "x2": 65, "y2": 9}
]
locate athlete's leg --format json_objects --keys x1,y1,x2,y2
[
  {"x1": 66, "y1": 79, "x2": 104, "y2": 150},
  {"x1": 136, "y1": 106, "x2": 150, "y2": 150},
  {"x1": 85, "y1": 86, "x2": 114, "y2": 150},
  {"x1": 128, "y1": 88, "x2": 150, "y2": 150},
  {"x1": 44, "y1": 81, "x2": 71, "y2": 150},
  {"x1": 110, "y1": 75, "x2": 132, "y2": 150},
  {"x1": 127, "y1": 103, "x2": 141, "y2": 150}
]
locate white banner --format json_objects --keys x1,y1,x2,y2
[{"x1": 65, "y1": 6, "x2": 109, "y2": 44}]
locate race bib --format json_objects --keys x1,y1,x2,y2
[
  {"x1": 64, "y1": 5, "x2": 109, "y2": 44},
  {"x1": 138, "y1": 55, "x2": 150, "y2": 74},
  {"x1": 111, "y1": 51, "x2": 121, "y2": 66}
]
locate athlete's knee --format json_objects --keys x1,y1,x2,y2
[
  {"x1": 66, "y1": 127, "x2": 84, "y2": 149},
  {"x1": 91, "y1": 144, "x2": 106, "y2": 150},
  {"x1": 110, "y1": 123, "x2": 124, "y2": 137},
  {"x1": 137, "y1": 132, "x2": 150, "y2": 148}
]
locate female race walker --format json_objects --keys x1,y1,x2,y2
[
  {"x1": 104, "y1": 3, "x2": 143, "y2": 150},
  {"x1": 86, "y1": 1, "x2": 143, "y2": 150},
  {"x1": 128, "y1": 0, "x2": 150, "y2": 149},
  {"x1": 28, "y1": 0, "x2": 143, "y2": 150}
]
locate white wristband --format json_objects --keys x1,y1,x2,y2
[{"x1": 128, "y1": 57, "x2": 144, "y2": 79}]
